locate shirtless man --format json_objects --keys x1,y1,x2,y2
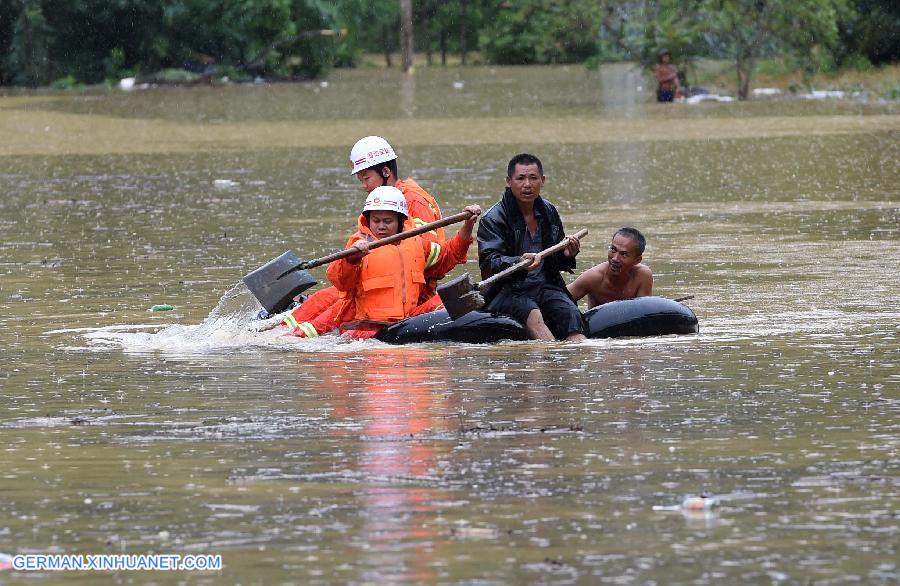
[
  {"x1": 567, "y1": 227, "x2": 653, "y2": 309},
  {"x1": 654, "y1": 49, "x2": 682, "y2": 102}
]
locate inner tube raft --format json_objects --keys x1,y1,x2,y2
[{"x1": 376, "y1": 296, "x2": 698, "y2": 344}]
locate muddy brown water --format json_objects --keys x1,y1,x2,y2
[{"x1": 1, "y1": 65, "x2": 898, "y2": 584}]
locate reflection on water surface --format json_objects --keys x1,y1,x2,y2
[{"x1": 0, "y1": 65, "x2": 897, "y2": 584}]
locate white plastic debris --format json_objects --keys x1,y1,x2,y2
[
  {"x1": 685, "y1": 93, "x2": 734, "y2": 104},
  {"x1": 752, "y1": 87, "x2": 782, "y2": 97},
  {"x1": 801, "y1": 90, "x2": 846, "y2": 100}
]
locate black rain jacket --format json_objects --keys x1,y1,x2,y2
[{"x1": 476, "y1": 188, "x2": 576, "y2": 304}]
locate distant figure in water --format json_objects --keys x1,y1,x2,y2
[
  {"x1": 654, "y1": 49, "x2": 682, "y2": 102},
  {"x1": 567, "y1": 227, "x2": 653, "y2": 309}
]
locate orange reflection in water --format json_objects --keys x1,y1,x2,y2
[{"x1": 310, "y1": 347, "x2": 454, "y2": 581}]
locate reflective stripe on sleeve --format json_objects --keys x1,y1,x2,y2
[
  {"x1": 425, "y1": 242, "x2": 441, "y2": 268},
  {"x1": 283, "y1": 314, "x2": 299, "y2": 329},
  {"x1": 413, "y1": 217, "x2": 438, "y2": 235}
]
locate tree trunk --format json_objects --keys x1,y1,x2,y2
[
  {"x1": 383, "y1": 25, "x2": 392, "y2": 67},
  {"x1": 737, "y1": 60, "x2": 752, "y2": 100},
  {"x1": 440, "y1": 29, "x2": 447, "y2": 66},
  {"x1": 423, "y1": 8, "x2": 432, "y2": 66},
  {"x1": 459, "y1": 0, "x2": 468, "y2": 65},
  {"x1": 735, "y1": 39, "x2": 753, "y2": 100},
  {"x1": 400, "y1": 0, "x2": 414, "y2": 73},
  {"x1": 17, "y1": 0, "x2": 35, "y2": 86},
  {"x1": 736, "y1": 0, "x2": 772, "y2": 100}
]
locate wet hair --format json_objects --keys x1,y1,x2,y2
[
  {"x1": 507, "y1": 153, "x2": 543, "y2": 178},
  {"x1": 364, "y1": 159, "x2": 399, "y2": 183},
  {"x1": 615, "y1": 227, "x2": 646, "y2": 256}
]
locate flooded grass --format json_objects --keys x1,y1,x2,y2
[{"x1": 0, "y1": 65, "x2": 897, "y2": 583}]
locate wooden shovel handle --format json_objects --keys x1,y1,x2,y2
[
  {"x1": 301, "y1": 210, "x2": 475, "y2": 270},
  {"x1": 478, "y1": 228, "x2": 588, "y2": 290}
]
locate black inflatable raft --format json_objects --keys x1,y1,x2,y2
[
  {"x1": 582, "y1": 296, "x2": 699, "y2": 338},
  {"x1": 376, "y1": 296, "x2": 698, "y2": 344}
]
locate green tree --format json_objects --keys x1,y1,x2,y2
[
  {"x1": 839, "y1": 0, "x2": 900, "y2": 65},
  {"x1": 159, "y1": 0, "x2": 296, "y2": 78},
  {"x1": 637, "y1": 0, "x2": 707, "y2": 84},
  {"x1": 43, "y1": 0, "x2": 167, "y2": 83},
  {"x1": 2, "y1": 0, "x2": 52, "y2": 86},
  {"x1": 335, "y1": 0, "x2": 398, "y2": 66},
  {"x1": 701, "y1": 0, "x2": 852, "y2": 99},
  {"x1": 0, "y1": 0, "x2": 336, "y2": 86},
  {"x1": 428, "y1": 0, "x2": 486, "y2": 65},
  {"x1": 480, "y1": 0, "x2": 599, "y2": 65},
  {"x1": 287, "y1": 0, "x2": 340, "y2": 78}
]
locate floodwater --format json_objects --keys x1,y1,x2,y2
[{"x1": 1, "y1": 65, "x2": 898, "y2": 584}]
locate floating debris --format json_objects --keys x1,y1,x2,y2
[
  {"x1": 800, "y1": 90, "x2": 847, "y2": 100},
  {"x1": 686, "y1": 94, "x2": 735, "y2": 104},
  {"x1": 450, "y1": 524, "x2": 503, "y2": 540},
  {"x1": 680, "y1": 493, "x2": 720, "y2": 511},
  {"x1": 653, "y1": 492, "x2": 721, "y2": 523},
  {"x1": 150, "y1": 304, "x2": 174, "y2": 312},
  {"x1": 752, "y1": 87, "x2": 783, "y2": 97}
]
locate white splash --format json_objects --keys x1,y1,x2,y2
[{"x1": 79, "y1": 283, "x2": 381, "y2": 354}]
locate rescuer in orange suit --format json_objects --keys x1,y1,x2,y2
[
  {"x1": 283, "y1": 135, "x2": 447, "y2": 338},
  {"x1": 325, "y1": 186, "x2": 480, "y2": 339}
]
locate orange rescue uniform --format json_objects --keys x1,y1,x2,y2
[
  {"x1": 284, "y1": 177, "x2": 448, "y2": 337},
  {"x1": 394, "y1": 177, "x2": 444, "y2": 245},
  {"x1": 326, "y1": 223, "x2": 471, "y2": 324}
]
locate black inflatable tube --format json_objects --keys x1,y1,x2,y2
[
  {"x1": 582, "y1": 296, "x2": 699, "y2": 338},
  {"x1": 375, "y1": 296, "x2": 698, "y2": 344},
  {"x1": 375, "y1": 309, "x2": 528, "y2": 344}
]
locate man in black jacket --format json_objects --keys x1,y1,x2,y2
[{"x1": 477, "y1": 153, "x2": 586, "y2": 342}]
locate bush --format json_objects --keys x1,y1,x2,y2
[
  {"x1": 49, "y1": 75, "x2": 81, "y2": 90},
  {"x1": 842, "y1": 52, "x2": 874, "y2": 72},
  {"x1": 153, "y1": 68, "x2": 202, "y2": 83}
]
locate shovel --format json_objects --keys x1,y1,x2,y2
[
  {"x1": 438, "y1": 228, "x2": 588, "y2": 320},
  {"x1": 243, "y1": 210, "x2": 476, "y2": 314}
]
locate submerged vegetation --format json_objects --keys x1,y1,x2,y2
[
  {"x1": 692, "y1": 59, "x2": 900, "y2": 100},
  {"x1": 0, "y1": 0, "x2": 897, "y2": 99}
]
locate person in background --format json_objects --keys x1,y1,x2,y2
[
  {"x1": 654, "y1": 49, "x2": 682, "y2": 103},
  {"x1": 327, "y1": 186, "x2": 480, "y2": 338},
  {"x1": 477, "y1": 153, "x2": 585, "y2": 342},
  {"x1": 567, "y1": 227, "x2": 653, "y2": 309}
]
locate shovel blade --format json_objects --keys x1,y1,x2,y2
[
  {"x1": 242, "y1": 250, "x2": 318, "y2": 314},
  {"x1": 437, "y1": 272, "x2": 485, "y2": 320}
]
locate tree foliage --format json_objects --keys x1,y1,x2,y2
[
  {"x1": 0, "y1": 0, "x2": 337, "y2": 86},
  {"x1": 0, "y1": 0, "x2": 895, "y2": 89},
  {"x1": 480, "y1": 0, "x2": 600, "y2": 65},
  {"x1": 700, "y1": 0, "x2": 852, "y2": 98},
  {"x1": 838, "y1": 0, "x2": 900, "y2": 65}
]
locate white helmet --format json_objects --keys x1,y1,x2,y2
[
  {"x1": 363, "y1": 186, "x2": 408, "y2": 218},
  {"x1": 349, "y1": 135, "x2": 397, "y2": 175}
]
